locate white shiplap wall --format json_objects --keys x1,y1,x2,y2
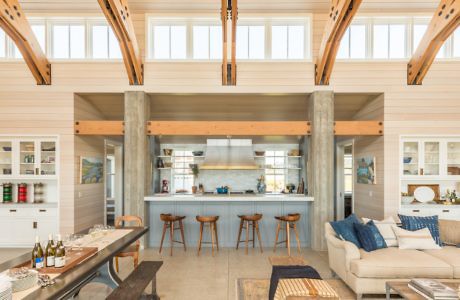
[{"x1": 1, "y1": 11, "x2": 460, "y2": 232}]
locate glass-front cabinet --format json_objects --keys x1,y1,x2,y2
[
  {"x1": 0, "y1": 137, "x2": 58, "y2": 178},
  {"x1": 401, "y1": 138, "x2": 460, "y2": 178}
]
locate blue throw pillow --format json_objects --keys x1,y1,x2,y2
[
  {"x1": 354, "y1": 220, "x2": 387, "y2": 252},
  {"x1": 398, "y1": 214, "x2": 442, "y2": 246},
  {"x1": 329, "y1": 214, "x2": 362, "y2": 248}
]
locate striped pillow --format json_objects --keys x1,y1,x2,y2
[
  {"x1": 398, "y1": 214, "x2": 442, "y2": 246},
  {"x1": 392, "y1": 226, "x2": 441, "y2": 250}
]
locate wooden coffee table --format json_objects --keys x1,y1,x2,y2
[{"x1": 385, "y1": 281, "x2": 460, "y2": 300}]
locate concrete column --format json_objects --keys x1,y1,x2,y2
[
  {"x1": 124, "y1": 91, "x2": 151, "y2": 223},
  {"x1": 307, "y1": 91, "x2": 334, "y2": 251}
]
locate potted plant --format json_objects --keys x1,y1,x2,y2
[{"x1": 190, "y1": 164, "x2": 199, "y2": 194}]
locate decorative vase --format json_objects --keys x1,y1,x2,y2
[{"x1": 192, "y1": 186, "x2": 198, "y2": 194}]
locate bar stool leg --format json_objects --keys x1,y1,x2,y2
[
  {"x1": 245, "y1": 220, "x2": 249, "y2": 254},
  {"x1": 179, "y1": 219, "x2": 186, "y2": 251},
  {"x1": 169, "y1": 221, "x2": 174, "y2": 256},
  {"x1": 210, "y1": 222, "x2": 215, "y2": 256},
  {"x1": 159, "y1": 222, "x2": 167, "y2": 254},
  {"x1": 214, "y1": 221, "x2": 219, "y2": 250},
  {"x1": 236, "y1": 219, "x2": 243, "y2": 249},
  {"x1": 255, "y1": 221, "x2": 263, "y2": 253},
  {"x1": 286, "y1": 221, "x2": 291, "y2": 256},
  {"x1": 252, "y1": 221, "x2": 255, "y2": 248},
  {"x1": 198, "y1": 222, "x2": 203, "y2": 256},
  {"x1": 293, "y1": 223, "x2": 301, "y2": 253},
  {"x1": 274, "y1": 221, "x2": 281, "y2": 253}
]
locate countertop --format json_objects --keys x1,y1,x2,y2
[
  {"x1": 0, "y1": 202, "x2": 57, "y2": 208},
  {"x1": 145, "y1": 194, "x2": 314, "y2": 202},
  {"x1": 401, "y1": 203, "x2": 460, "y2": 208}
]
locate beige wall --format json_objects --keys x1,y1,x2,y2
[
  {"x1": 74, "y1": 96, "x2": 106, "y2": 232},
  {"x1": 352, "y1": 95, "x2": 384, "y2": 219},
  {"x1": 1, "y1": 11, "x2": 460, "y2": 232}
]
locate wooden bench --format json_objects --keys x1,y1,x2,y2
[{"x1": 107, "y1": 261, "x2": 163, "y2": 300}]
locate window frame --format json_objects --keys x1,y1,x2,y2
[
  {"x1": 336, "y1": 15, "x2": 460, "y2": 62},
  {"x1": 146, "y1": 14, "x2": 312, "y2": 62}
]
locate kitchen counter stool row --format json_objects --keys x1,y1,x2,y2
[{"x1": 158, "y1": 212, "x2": 303, "y2": 256}]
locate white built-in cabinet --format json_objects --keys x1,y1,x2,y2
[
  {"x1": 0, "y1": 136, "x2": 59, "y2": 247},
  {"x1": 401, "y1": 137, "x2": 460, "y2": 179}
]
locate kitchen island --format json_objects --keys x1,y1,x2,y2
[{"x1": 145, "y1": 194, "x2": 314, "y2": 248}]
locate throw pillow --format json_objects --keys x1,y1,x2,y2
[
  {"x1": 392, "y1": 226, "x2": 441, "y2": 250},
  {"x1": 438, "y1": 219, "x2": 460, "y2": 246},
  {"x1": 362, "y1": 216, "x2": 398, "y2": 247},
  {"x1": 398, "y1": 214, "x2": 442, "y2": 246},
  {"x1": 329, "y1": 214, "x2": 362, "y2": 248},
  {"x1": 354, "y1": 221, "x2": 387, "y2": 252}
]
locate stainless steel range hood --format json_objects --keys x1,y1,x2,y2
[{"x1": 200, "y1": 139, "x2": 259, "y2": 170}]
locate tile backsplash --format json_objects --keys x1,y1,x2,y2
[{"x1": 158, "y1": 143, "x2": 304, "y2": 193}]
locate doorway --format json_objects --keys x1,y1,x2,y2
[
  {"x1": 336, "y1": 140, "x2": 354, "y2": 220},
  {"x1": 104, "y1": 140, "x2": 123, "y2": 226}
]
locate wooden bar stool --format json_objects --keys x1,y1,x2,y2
[
  {"x1": 273, "y1": 213, "x2": 301, "y2": 256},
  {"x1": 196, "y1": 215, "x2": 219, "y2": 256},
  {"x1": 236, "y1": 214, "x2": 263, "y2": 254},
  {"x1": 159, "y1": 213, "x2": 186, "y2": 256}
]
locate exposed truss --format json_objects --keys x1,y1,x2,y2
[
  {"x1": 0, "y1": 0, "x2": 51, "y2": 85},
  {"x1": 98, "y1": 0, "x2": 143, "y2": 85},
  {"x1": 408, "y1": 0, "x2": 460, "y2": 85},
  {"x1": 315, "y1": 0, "x2": 363, "y2": 85},
  {"x1": 221, "y1": 0, "x2": 237, "y2": 85}
]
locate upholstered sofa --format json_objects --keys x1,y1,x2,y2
[{"x1": 325, "y1": 223, "x2": 460, "y2": 299}]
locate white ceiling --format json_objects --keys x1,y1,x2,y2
[{"x1": 21, "y1": 0, "x2": 439, "y2": 13}]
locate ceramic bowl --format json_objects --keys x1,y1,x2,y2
[
  {"x1": 163, "y1": 149, "x2": 173, "y2": 156},
  {"x1": 255, "y1": 151, "x2": 265, "y2": 157},
  {"x1": 403, "y1": 157, "x2": 412, "y2": 164},
  {"x1": 192, "y1": 151, "x2": 204, "y2": 156}
]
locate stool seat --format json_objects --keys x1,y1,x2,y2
[
  {"x1": 159, "y1": 214, "x2": 186, "y2": 256},
  {"x1": 160, "y1": 213, "x2": 186, "y2": 222},
  {"x1": 236, "y1": 214, "x2": 263, "y2": 254},
  {"x1": 196, "y1": 215, "x2": 219, "y2": 256},
  {"x1": 196, "y1": 215, "x2": 219, "y2": 223},
  {"x1": 238, "y1": 214, "x2": 263, "y2": 222},
  {"x1": 275, "y1": 214, "x2": 300, "y2": 222},
  {"x1": 274, "y1": 213, "x2": 301, "y2": 256}
]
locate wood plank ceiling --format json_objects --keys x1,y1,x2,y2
[{"x1": 20, "y1": 0, "x2": 440, "y2": 13}]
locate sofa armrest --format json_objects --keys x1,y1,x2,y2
[{"x1": 324, "y1": 223, "x2": 361, "y2": 275}]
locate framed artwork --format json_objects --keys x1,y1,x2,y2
[
  {"x1": 357, "y1": 157, "x2": 376, "y2": 184},
  {"x1": 80, "y1": 156, "x2": 104, "y2": 184}
]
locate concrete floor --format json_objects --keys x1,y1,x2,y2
[
  {"x1": 117, "y1": 247, "x2": 356, "y2": 300},
  {"x1": 0, "y1": 247, "x2": 358, "y2": 299}
]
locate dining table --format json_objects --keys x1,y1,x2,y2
[{"x1": 0, "y1": 226, "x2": 149, "y2": 300}]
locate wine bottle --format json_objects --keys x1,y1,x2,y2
[
  {"x1": 55, "y1": 234, "x2": 66, "y2": 268},
  {"x1": 45, "y1": 234, "x2": 55, "y2": 267},
  {"x1": 32, "y1": 236, "x2": 44, "y2": 269}
]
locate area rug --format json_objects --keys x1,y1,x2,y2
[{"x1": 237, "y1": 278, "x2": 356, "y2": 300}]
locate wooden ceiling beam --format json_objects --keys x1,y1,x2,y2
[
  {"x1": 315, "y1": 0, "x2": 363, "y2": 85},
  {"x1": 0, "y1": 0, "x2": 51, "y2": 85},
  {"x1": 97, "y1": 0, "x2": 143, "y2": 85},
  {"x1": 147, "y1": 121, "x2": 311, "y2": 136},
  {"x1": 221, "y1": 0, "x2": 228, "y2": 85},
  {"x1": 408, "y1": 0, "x2": 460, "y2": 85},
  {"x1": 334, "y1": 121, "x2": 383, "y2": 136},
  {"x1": 231, "y1": 0, "x2": 237, "y2": 85},
  {"x1": 75, "y1": 121, "x2": 124, "y2": 135}
]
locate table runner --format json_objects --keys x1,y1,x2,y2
[
  {"x1": 11, "y1": 229, "x2": 133, "y2": 300},
  {"x1": 274, "y1": 278, "x2": 339, "y2": 299}
]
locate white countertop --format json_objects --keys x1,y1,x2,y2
[
  {"x1": 145, "y1": 194, "x2": 314, "y2": 202},
  {"x1": 0, "y1": 202, "x2": 57, "y2": 208},
  {"x1": 401, "y1": 203, "x2": 460, "y2": 209}
]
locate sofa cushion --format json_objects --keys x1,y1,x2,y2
[
  {"x1": 350, "y1": 247, "x2": 453, "y2": 279},
  {"x1": 329, "y1": 214, "x2": 362, "y2": 248},
  {"x1": 354, "y1": 221, "x2": 387, "y2": 252},
  {"x1": 424, "y1": 246, "x2": 460, "y2": 278},
  {"x1": 439, "y1": 219, "x2": 460, "y2": 246},
  {"x1": 392, "y1": 226, "x2": 441, "y2": 250},
  {"x1": 399, "y1": 214, "x2": 442, "y2": 246},
  {"x1": 362, "y1": 216, "x2": 398, "y2": 247}
]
